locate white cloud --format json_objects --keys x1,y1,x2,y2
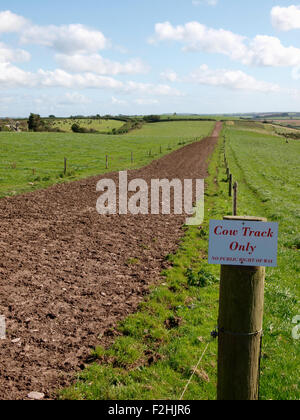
[
  {"x1": 0, "y1": 10, "x2": 110, "y2": 54},
  {"x1": 192, "y1": 0, "x2": 218, "y2": 6},
  {"x1": 21, "y1": 23, "x2": 109, "y2": 53},
  {"x1": 0, "y1": 42, "x2": 31, "y2": 63},
  {"x1": 0, "y1": 96, "x2": 14, "y2": 104},
  {"x1": 134, "y1": 98, "x2": 159, "y2": 105},
  {"x1": 37, "y1": 69, "x2": 124, "y2": 89},
  {"x1": 112, "y1": 96, "x2": 128, "y2": 105},
  {"x1": 160, "y1": 70, "x2": 179, "y2": 82},
  {"x1": 271, "y1": 5, "x2": 300, "y2": 31},
  {"x1": 56, "y1": 53, "x2": 149, "y2": 75},
  {"x1": 0, "y1": 10, "x2": 28, "y2": 33},
  {"x1": 246, "y1": 35, "x2": 300, "y2": 67},
  {"x1": 291, "y1": 65, "x2": 300, "y2": 80},
  {"x1": 0, "y1": 61, "x2": 182, "y2": 97},
  {"x1": 150, "y1": 21, "x2": 300, "y2": 68},
  {"x1": 122, "y1": 81, "x2": 183, "y2": 96},
  {"x1": 0, "y1": 62, "x2": 34, "y2": 88},
  {"x1": 149, "y1": 21, "x2": 247, "y2": 62},
  {"x1": 59, "y1": 92, "x2": 91, "y2": 105},
  {"x1": 187, "y1": 65, "x2": 280, "y2": 93}
]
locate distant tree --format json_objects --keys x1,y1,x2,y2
[
  {"x1": 49, "y1": 115, "x2": 56, "y2": 118},
  {"x1": 143, "y1": 115, "x2": 161, "y2": 123},
  {"x1": 28, "y1": 113, "x2": 45, "y2": 131},
  {"x1": 71, "y1": 123, "x2": 81, "y2": 133}
]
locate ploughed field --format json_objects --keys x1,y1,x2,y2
[{"x1": 0, "y1": 122, "x2": 222, "y2": 400}]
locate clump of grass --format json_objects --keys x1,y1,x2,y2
[
  {"x1": 107, "y1": 336, "x2": 146, "y2": 368},
  {"x1": 126, "y1": 257, "x2": 140, "y2": 266},
  {"x1": 186, "y1": 267, "x2": 218, "y2": 288},
  {"x1": 285, "y1": 235, "x2": 300, "y2": 250}
]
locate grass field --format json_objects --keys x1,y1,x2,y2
[
  {"x1": 224, "y1": 126, "x2": 300, "y2": 400},
  {"x1": 61, "y1": 122, "x2": 299, "y2": 401},
  {"x1": 229, "y1": 119, "x2": 300, "y2": 137},
  {"x1": 47, "y1": 118, "x2": 124, "y2": 133},
  {"x1": 0, "y1": 120, "x2": 215, "y2": 198}
]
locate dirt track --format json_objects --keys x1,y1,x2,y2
[{"x1": 0, "y1": 122, "x2": 222, "y2": 400}]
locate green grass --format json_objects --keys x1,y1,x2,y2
[
  {"x1": 46, "y1": 118, "x2": 124, "y2": 133},
  {"x1": 0, "y1": 120, "x2": 214, "y2": 198},
  {"x1": 224, "y1": 126, "x2": 300, "y2": 400},
  {"x1": 60, "y1": 122, "x2": 299, "y2": 401}
]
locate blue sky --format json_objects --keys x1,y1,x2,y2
[{"x1": 1, "y1": 0, "x2": 300, "y2": 116}]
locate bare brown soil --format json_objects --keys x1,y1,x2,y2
[{"x1": 0, "y1": 122, "x2": 222, "y2": 400}]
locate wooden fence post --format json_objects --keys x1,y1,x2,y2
[
  {"x1": 131, "y1": 152, "x2": 133, "y2": 164},
  {"x1": 229, "y1": 174, "x2": 233, "y2": 197},
  {"x1": 64, "y1": 157, "x2": 67, "y2": 175},
  {"x1": 233, "y1": 182, "x2": 238, "y2": 216},
  {"x1": 217, "y1": 216, "x2": 266, "y2": 400}
]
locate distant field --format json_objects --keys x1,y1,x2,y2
[
  {"x1": 46, "y1": 118, "x2": 124, "y2": 133},
  {"x1": 272, "y1": 119, "x2": 300, "y2": 128},
  {"x1": 159, "y1": 114, "x2": 241, "y2": 121},
  {"x1": 232, "y1": 119, "x2": 300, "y2": 136},
  {"x1": 0, "y1": 120, "x2": 214, "y2": 198}
]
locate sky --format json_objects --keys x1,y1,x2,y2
[{"x1": 1, "y1": 0, "x2": 300, "y2": 116}]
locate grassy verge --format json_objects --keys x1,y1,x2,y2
[
  {"x1": 0, "y1": 121, "x2": 214, "y2": 198},
  {"x1": 61, "y1": 122, "x2": 299, "y2": 400}
]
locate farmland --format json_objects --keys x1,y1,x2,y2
[
  {"x1": 0, "y1": 120, "x2": 215, "y2": 198},
  {"x1": 60, "y1": 121, "x2": 299, "y2": 401},
  {"x1": 0, "y1": 121, "x2": 221, "y2": 400},
  {"x1": 0, "y1": 118, "x2": 299, "y2": 400}
]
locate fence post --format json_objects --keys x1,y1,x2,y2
[
  {"x1": 217, "y1": 216, "x2": 266, "y2": 400},
  {"x1": 229, "y1": 174, "x2": 233, "y2": 197},
  {"x1": 64, "y1": 157, "x2": 67, "y2": 175},
  {"x1": 131, "y1": 152, "x2": 133, "y2": 164},
  {"x1": 233, "y1": 182, "x2": 238, "y2": 216},
  {"x1": 106, "y1": 155, "x2": 108, "y2": 169}
]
